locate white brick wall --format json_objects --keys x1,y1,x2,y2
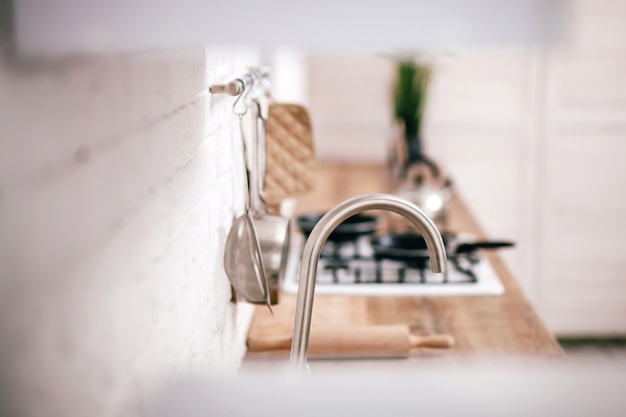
[{"x1": 0, "y1": 47, "x2": 258, "y2": 416}]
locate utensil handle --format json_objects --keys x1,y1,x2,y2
[
  {"x1": 238, "y1": 115, "x2": 252, "y2": 213},
  {"x1": 246, "y1": 104, "x2": 262, "y2": 215},
  {"x1": 246, "y1": 100, "x2": 269, "y2": 216},
  {"x1": 257, "y1": 101, "x2": 268, "y2": 203},
  {"x1": 455, "y1": 241, "x2": 515, "y2": 254},
  {"x1": 408, "y1": 334, "x2": 455, "y2": 348}
]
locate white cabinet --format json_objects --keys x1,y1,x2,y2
[{"x1": 538, "y1": 44, "x2": 626, "y2": 335}]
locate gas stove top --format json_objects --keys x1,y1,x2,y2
[{"x1": 282, "y1": 233, "x2": 504, "y2": 296}]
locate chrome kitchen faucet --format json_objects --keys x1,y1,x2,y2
[{"x1": 290, "y1": 194, "x2": 448, "y2": 371}]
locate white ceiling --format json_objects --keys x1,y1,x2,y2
[{"x1": 13, "y1": 0, "x2": 567, "y2": 55}]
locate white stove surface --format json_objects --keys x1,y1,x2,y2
[{"x1": 282, "y1": 234, "x2": 505, "y2": 296}]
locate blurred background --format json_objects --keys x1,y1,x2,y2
[
  {"x1": 264, "y1": 1, "x2": 626, "y2": 337},
  {"x1": 1, "y1": 1, "x2": 626, "y2": 416},
  {"x1": 283, "y1": 42, "x2": 626, "y2": 336}
]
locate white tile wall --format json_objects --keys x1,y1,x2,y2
[{"x1": 0, "y1": 47, "x2": 258, "y2": 416}]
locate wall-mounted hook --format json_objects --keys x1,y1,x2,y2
[
  {"x1": 232, "y1": 79, "x2": 251, "y2": 117},
  {"x1": 209, "y1": 67, "x2": 271, "y2": 116}
]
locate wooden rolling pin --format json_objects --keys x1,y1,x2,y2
[{"x1": 247, "y1": 325, "x2": 454, "y2": 359}]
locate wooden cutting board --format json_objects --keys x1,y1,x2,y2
[{"x1": 264, "y1": 103, "x2": 316, "y2": 213}]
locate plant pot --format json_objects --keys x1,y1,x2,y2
[{"x1": 386, "y1": 125, "x2": 428, "y2": 185}]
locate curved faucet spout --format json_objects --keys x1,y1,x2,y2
[{"x1": 289, "y1": 193, "x2": 447, "y2": 371}]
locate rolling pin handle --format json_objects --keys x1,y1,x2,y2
[{"x1": 408, "y1": 334, "x2": 455, "y2": 349}]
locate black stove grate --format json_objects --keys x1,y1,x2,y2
[
  {"x1": 285, "y1": 235, "x2": 505, "y2": 296},
  {"x1": 318, "y1": 252, "x2": 479, "y2": 286}
]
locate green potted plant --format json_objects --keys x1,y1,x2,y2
[{"x1": 389, "y1": 59, "x2": 433, "y2": 182}]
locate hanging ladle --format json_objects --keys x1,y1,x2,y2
[{"x1": 223, "y1": 80, "x2": 272, "y2": 311}]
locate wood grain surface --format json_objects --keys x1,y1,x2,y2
[{"x1": 246, "y1": 163, "x2": 564, "y2": 361}]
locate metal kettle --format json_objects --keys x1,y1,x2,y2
[{"x1": 395, "y1": 158, "x2": 454, "y2": 226}]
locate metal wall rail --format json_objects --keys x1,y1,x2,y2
[{"x1": 209, "y1": 66, "x2": 270, "y2": 96}]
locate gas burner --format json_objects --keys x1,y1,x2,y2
[
  {"x1": 319, "y1": 236, "x2": 374, "y2": 259},
  {"x1": 283, "y1": 234, "x2": 504, "y2": 296}
]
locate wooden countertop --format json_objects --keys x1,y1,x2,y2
[{"x1": 246, "y1": 163, "x2": 563, "y2": 361}]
